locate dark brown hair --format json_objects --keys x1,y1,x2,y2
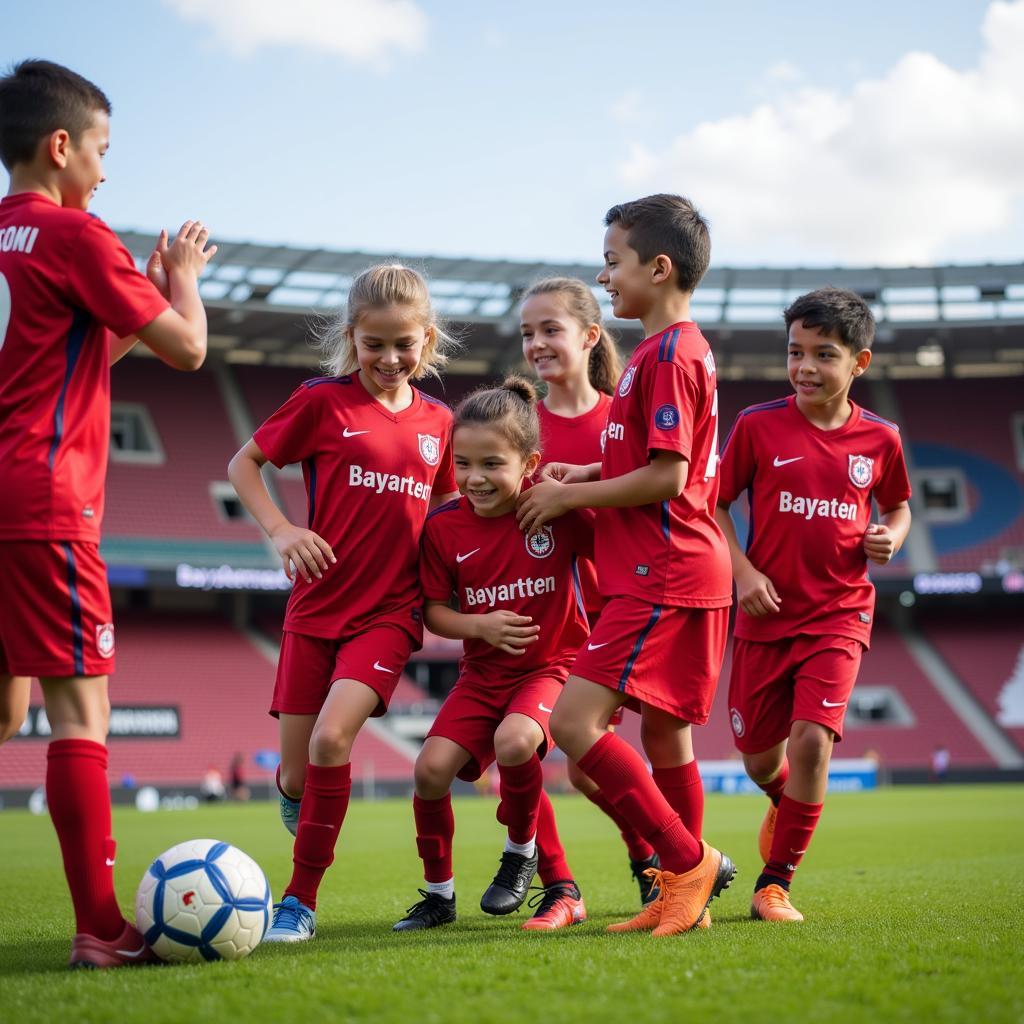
[
  {"x1": 521, "y1": 277, "x2": 623, "y2": 395},
  {"x1": 604, "y1": 193, "x2": 711, "y2": 294},
  {"x1": 454, "y1": 375, "x2": 539, "y2": 458},
  {"x1": 0, "y1": 59, "x2": 111, "y2": 171},
  {"x1": 784, "y1": 287, "x2": 876, "y2": 352}
]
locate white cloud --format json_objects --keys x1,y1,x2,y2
[
  {"x1": 618, "y1": 0, "x2": 1024, "y2": 264},
  {"x1": 164, "y1": 0, "x2": 427, "y2": 67}
]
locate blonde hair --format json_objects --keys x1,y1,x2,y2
[
  {"x1": 521, "y1": 277, "x2": 623, "y2": 395},
  {"x1": 316, "y1": 264, "x2": 458, "y2": 380},
  {"x1": 454, "y1": 375, "x2": 539, "y2": 459}
]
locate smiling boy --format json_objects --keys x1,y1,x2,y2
[{"x1": 714, "y1": 287, "x2": 912, "y2": 922}]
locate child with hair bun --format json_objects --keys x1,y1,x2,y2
[{"x1": 393, "y1": 376, "x2": 591, "y2": 933}]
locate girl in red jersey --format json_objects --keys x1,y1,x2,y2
[
  {"x1": 228, "y1": 265, "x2": 460, "y2": 943},
  {"x1": 393, "y1": 377, "x2": 591, "y2": 933},
  {"x1": 520, "y1": 277, "x2": 665, "y2": 907}
]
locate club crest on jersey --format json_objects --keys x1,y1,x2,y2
[
  {"x1": 618, "y1": 365, "x2": 637, "y2": 397},
  {"x1": 418, "y1": 433, "x2": 441, "y2": 466},
  {"x1": 730, "y1": 707, "x2": 745, "y2": 738},
  {"x1": 654, "y1": 404, "x2": 680, "y2": 430},
  {"x1": 525, "y1": 526, "x2": 555, "y2": 559},
  {"x1": 96, "y1": 623, "x2": 115, "y2": 659},
  {"x1": 848, "y1": 454, "x2": 874, "y2": 489}
]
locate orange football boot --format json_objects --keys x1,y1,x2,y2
[
  {"x1": 607, "y1": 867, "x2": 714, "y2": 933},
  {"x1": 650, "y1": 842, "x2": 735, "y2": 937},
  {"x1": 751, "y1": 883, "x2": 804, "y2": 922},
  {"x1": 759, "y1": 801, "x2": 778, "y2": 864},
  {"x1": 521, "y1": 883, "x2": 587, "y2": 930}
]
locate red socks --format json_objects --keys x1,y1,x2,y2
[
  {"x1": 284, "y1": 762, "x2": 352, "y2": 910},
  {"x1": 652, "y1": 761, "x2": 704, "y2": 842},
  {"x1": 585, "y1": 789, "x2": 656, "y2": 862},
  {"x1": 765, "y1": 794, "x2": 823, "y2": 882},
  {"x1": 577, "y1": 732, "x2": 701, "y2": 874},
  {"x1": 535, "y1": 790, "x2": 573, "y2": 885},
  {"x1": 413, "y1": 794, "x2": 455, "y2": 883},
  {"x1": 496, "y1": 754, "x2": 543, "y2": 844},
  {"x1": 759, "y1": 758, "x2": 790, "y2": 806},
  {"x1": 46, "y1": 739, "x2": 125, "y2": 941}
]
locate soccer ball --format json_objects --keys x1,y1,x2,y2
[{"x1": 135, "y1": 839, "x2": 272, "y2": 963}]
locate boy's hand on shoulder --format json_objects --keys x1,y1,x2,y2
[
  {"x1": 540, "y1": 462, "x2": 593, "y2": 485},
  {"x1": 161, "y1": 220, "x2": 217, "y2": 278},
  {"x1": 863, "y1": 523, "x2": 896, "y2": 565},
  {"x1": 516, "y1": 478, "x2": 573, "y2": 533},
  {"x1": 269, "y1": 522, "x2": 336, "y2": 583},
  {"x1": 736, "y1": 566, "x2": 781, "y2": 617},
  {"x1": 476, "y1": 611, "x2": 540, "y2": 655}
]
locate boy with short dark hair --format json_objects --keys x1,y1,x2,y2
[
  {"x1": 517, "y1": 193, "x2": 735, "y2": 936},
  {"x1": 0, "y1": 58, "x2": 216, "y2": 968},
  {"x1": 715, "y1": 286, "x2": 912, "y2": 922}
]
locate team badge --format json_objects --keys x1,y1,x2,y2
[
  {"x1": 96, "y1": 623, "x2": 115, "y2": 659},
  {"x1": 654, "y1": 404, "x2": 680, "y2": 430},
  {"x1": 848, "y1": 454, "x2": 874, "y2": 489},
  {"x1": 418, "y1": 433, "x2": 441, "y2": 466},
  {"x1": 730, "y1": 707, "x2": 745, "y2": 738},
  {"x1": 525, "y1": 526, "x2": 555, "y2": 559},
  {"x1": 618, "y1": 365, "x2": 637, "y2": 397}
]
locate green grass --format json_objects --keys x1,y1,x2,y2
[{"x1": 1, "y1": 786, "x2": 1023, "y2": 1024}]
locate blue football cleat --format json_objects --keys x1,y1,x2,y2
[
  {"x1": 264, "y1": 895, "x2": 316, "y2": 943},
  {"x1": 279, "y1": 793, "x2": 301, "y2": 836}
]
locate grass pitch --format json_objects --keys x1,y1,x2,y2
[{"x1": 1, "y1": 785, "x2": 1022, "y2": 1024}]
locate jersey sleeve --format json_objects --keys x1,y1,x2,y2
[
  {"x1": 420, "y1": 520, "x2": 456, "y2": 602},
  {"x1": 873, "y1": 433, "x2": 912, "y2": 509},
  {"x1": 645, "y1": 359, "x2": 699, "y2": 460},
  {"x1": 66, "y1": 219, "x2": 169, "y2": 337},
  {"x1": 252, "y1": 386, "x2": 319, "y2": 468},
  {"x1": 434, "y1": 426, "x2": 457, "y2": 495},
  {"x1": 717, "y1": 413, "x2": 755, "y2": 505}
]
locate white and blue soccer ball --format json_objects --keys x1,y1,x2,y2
[{"x1": 135, "y1": 839, "x2": 272, "y2": 963}]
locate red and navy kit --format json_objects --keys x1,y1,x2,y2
[
  {"x1": 0, "y1": 192, "x2": 168, "y2": 541},
  {"x1": 0, "y1": 193, "x2": 168, "y2": 676},
  {"x1": 419, "y1": 494, "x2": 592, "y2": 682},
  {"x1": 253, "y1": 373, "x2": 456, "y2": 643},
  {"x1": 596, "y1": 322, "x2": 732, "y2": 608},
  {"x1": 718, "y1": 395, "x2": 911, "y2": 646},
  {"x1": 537, "y1": 393, "x2": 610, "y2": 617}
]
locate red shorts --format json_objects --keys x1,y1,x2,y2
[
  {"x1": 271, "y1": 625, "x2": 416, "y2": 718},
  {"x1": 0, "y1": 541, "x2": 114, "y2": 677},
  {"x1": 587, "y1": 608, "x2": 623, "y2": 727},
  {"x1": 728, "y1": 634, "x2": 865, "y2": 753},
  {"x1": 427, "y1": 666, "x2": 565, "y2": 782},
  {"x1": 571, "y1": 596, "x2": 727, "y2": 724}
]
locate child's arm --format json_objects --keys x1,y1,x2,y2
[
  {"x1": 133, "y1": 222, "x2": 217, "y2": 371},
  {"x1": 863, "y1": 502, "x2": 911, "y2": 565},
  {"x1": 110, "y1": 231, "x2": 178, "y2": 365},
  {"x1": 714, "y1": 501, "x2": 781, "y2": 616},
  {"x1": 423, "y1": 601, "x2": 540, "y2": 657},
  {"x1": 228, "y1": 438, "x2": 335, "y2": 583},
  {"x1": 540, "y1": 462, "x2": 602, "y2": 484},
  {"x1": 517, "y1": 451, "x2": 685, "y2": 533}
]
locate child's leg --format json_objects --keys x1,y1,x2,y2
[
  {"x1": 284, "y1": 678, "x2": 378, "y2": 910},
  {"x1": 493, "y1": 713, "x2": 546, "y2": 847},
  {"x1": 412, "y1": 737, "x2": 470, "y2": 890},
  {"x1": 0, "y1": 674, "x2": 31, "y2": 744},
  {"x1": 40, "y1": 676, "x2": 124, "y2": 942},
  {"x1": 641, "y1": 706, "x2": 704, "y2": 842},
  {"x1": 277, "y1": 713, "x2": 317, "y2": 799}
]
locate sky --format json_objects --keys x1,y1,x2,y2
[{"x1": 4, "y1": 0, "x2": 1023, "y2": 268}]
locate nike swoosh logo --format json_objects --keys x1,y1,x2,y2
[
  {"x1": 342, "y1": 428, "x2": 369, "y2": 437},
  {"x1": 821, "y1": 699, "x2": 847, "y2": 708},
  {"x1": 789, "y1": 848, "x2": 808, "y2": 856},
  {"x1": 587, "y1": 642, "x2": 609, "y2": 650},
  {"x1": 105, "y1": 858, "x2": 116, "y2": 867},
  {"x1": 537, "y1": 703, "x2": 553, "y2": 714},
  {"x1": 307, "y1": 822, "x2": 336, "y2": 831},
  {"x1": 373, "y1": 661, "x2": 394, "y2": 673},
  {"x1": 456, "y1": 548, "x2": 480, "y2": 563},
  {"x1": 116, "y1": 945, "x2": 146, "y2": 958},
  {"x1": 773, "y1": 456, "x2": 803, "y2": 467}
]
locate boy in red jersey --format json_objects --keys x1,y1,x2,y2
[
  {"x1": 0, "y1": 60, "x2": 215, "y2": 968},
  {"x1": 715, "y1": 287, "x2": 911, "y2": 922},
  {"x1": 518, "y1": 194, "x2": 735, "y2": 936}
]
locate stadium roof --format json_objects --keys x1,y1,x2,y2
[{"x1": 120, "y1": 231, "x2": 1024, "y2": 379}]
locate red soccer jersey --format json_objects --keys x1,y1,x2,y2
[
  {"x1": 0, "y1": 193, "x2": 168, "y2": 541},
  {"x1": 420, "y1": 494, "x2": 593, "y2": 681},
  {"x1": 718, "y1": 395, "x2": 912, "y2": 645},
  {"x1": 597, "y1": 322, "x2": 732, "y2": 608},
  {"x1": 253, "y1": 374, "x2": 456, "y2": 640},
  {"x1": 537, "y1": 393, "x2": 611, "y2": 615}
]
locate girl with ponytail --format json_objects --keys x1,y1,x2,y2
[{"x1": 394, "y1": 376, "x2": 590, "y2": 934}]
